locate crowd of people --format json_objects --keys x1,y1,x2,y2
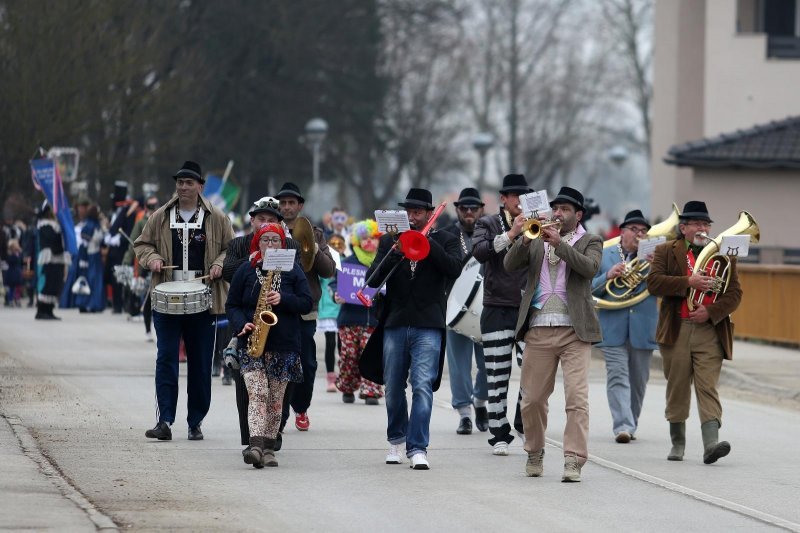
[{"x1": 1, "y1": 159, "x2": 744, "y2": 480}]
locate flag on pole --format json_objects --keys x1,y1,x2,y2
[
  {"x1": 30, "y1": 158, "x2": 78, "y2": 256},
  {"x1": 204, "y1": 160, "x2": 240, "y2": 212}
]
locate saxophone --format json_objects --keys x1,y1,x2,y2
[{"x1": 246, "y1": 269, "x2": 279, "y2": 358}]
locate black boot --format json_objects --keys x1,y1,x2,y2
[
  {"x1": 262, "y1": 438, "x2": 278, "y2": 467},
  {"x1": 243, "y1": 436, "x2": 265, "y2": 468},
  {"x1": 668, "y1": 422, "x2": 685, "y2": 461},
  {"x1": 701, "y1": 420, "x2": 731, "y2": 464}
]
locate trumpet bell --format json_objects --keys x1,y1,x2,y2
[
  {"x1": 293, "y1": 217, "x2": 316, "y2": 272},
  {"x1": 522, "y1": 219, "x2": 560, "y2": 240},
  {"x1": 398, "y1": 230, "x2": 430, "y2": 261}
]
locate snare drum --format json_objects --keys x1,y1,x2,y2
[
  {"x1": 151, "y1": 281, "x2": 212, "y2": 315},
  {"x1": 446, "y1": 257, "x2": 484, "y2": 343}
]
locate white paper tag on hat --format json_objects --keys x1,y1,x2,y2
[
  {"x1": 520, "y1": 191, "x2": 549, "y2": 217},
  {"x1": 263, "y1": 249, "x2": 297, "y2": 271},
  {"x1": 375, "y1": 210, "x2": 411, "y2": 234},
  {"x1": 720, "y1": 235, "x2": 750, "y2": 258}
]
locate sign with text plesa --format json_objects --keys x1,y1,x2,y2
[{"x1": 336, "y1": 263, "x2": 385, "y2": 305}]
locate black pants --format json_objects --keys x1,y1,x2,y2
[{"x1": 281, "y1": 319, "x2": 317, "y2": 428}]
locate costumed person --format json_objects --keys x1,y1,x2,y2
[
  {"x1": 60, "y1": 197, "x2": 90, "y2": 308},
  {"x1": 472, "y1": 174, "x2": 532, "y2": 455},
  {"x1": 106, "y1": 182, "x2": 138, "y2": 314},
  {"x1": 646, "y1": 201, "x2": 742, "y2": 464},
  {"x1": 275, "y1": 182, "x2": 336, "y2": 433},
  {"x1": 441, "y1": 187, "x2": 489, "y2": 435},
  {"x1": 134, "y1": 161, "x2": 234, "y2": 441},
  {"x1": 504, "y1": 186, "x2": 602, "y2": 482},
  {"x1": 331, "y1": 219, "x2": 384, "y2": 404},
  {"x1": 35, "y1": 202, "x2": 69, "y2": 320},
  {"x1": 222, "y1": 196, "x2": 286, "y2": 452},
  {"x1": 320, "y1": 233, "x2": 346, "y2": 393},
  {"x1": 360, "y1": 188, "x2": 462, "y2": 469},
  {"x1": 74, "y1": 204, "x2": 106, "y2": 313},
  {"x1": 326, "y1": 206, "x2": 352, "y2": 257},
  {"x1": 226, "y1": 223, "x2": 312, "y2": 468},
  {"x1": 4, "y1": 239, "x2": 23, "y2": 306}
]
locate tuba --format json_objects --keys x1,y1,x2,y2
[
  {"x1": 687, "y1": 211, "x2": 759, "y2": 311},
  {"x1": 595, "y1": 203, "x2": 681, "y2": 310},
  {"x1": 246, "y1": 269, "x2": 279, "y2": 358}
]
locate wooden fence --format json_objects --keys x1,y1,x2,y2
[{"x1": 733, "y1": 265, "x2": 800, "y2": 345}]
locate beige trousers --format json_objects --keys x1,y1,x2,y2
[
  {"x1": 520, "y1": 326, "x2": 591, "y2": 463},
  {"x1": 659, "y1": 320, "x2": 724, "y2": 424}
]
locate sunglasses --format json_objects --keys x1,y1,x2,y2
[
  {"x1": 146, "y1": 203, "x2": 159, "y2": 210},
  {"x1": 252, "y1": 198, "x2": 279, "y2": 210},
  {"x1": 457, "y1": 206, "x2": 481, "y2": 213}
]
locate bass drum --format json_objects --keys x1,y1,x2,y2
[{"x1": 446, "y1": 257, "x2": 484, "y2": 343}]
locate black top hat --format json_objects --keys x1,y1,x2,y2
[
  {"x1": 499, "y1": 174, "x2": 533, "y2": 195},
  {"x1": 679, "y1": 201, "x2": 713, "y2": 223},
  {"x1": 173, "y1": 161, "x2": 204, "y2": 183},
  {"x1": 398, "y1": 188, "x2": 434, "y2": 210},
  {"x1": 619, "y1": 209, "x2": 651, "y2": 230},
  {"x1": 453, "y1": 187, "x2": 484, "y2": 207},
  {"x1": 111, "y1": 180, "x2": 129, "y2": 203},
  {"x1": 248, "y1": 196, "x2": 283, "y2": 221},
  {"x1": 275, "y1": 182, "x2": 305, "y2": 204},
  {"x1": 550, "y1": 186, "x2": 585, "y2": 212}
]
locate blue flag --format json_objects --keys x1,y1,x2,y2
[{"x1": 30, "y1": 158, "x2": 78, "y2": 256}]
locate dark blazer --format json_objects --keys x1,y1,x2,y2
[
  {"x1": 646, "y1": 239, "x2": 742, "y2": 359},
  {"x1": 226, "y1": 261, "x2": 313, "y2": 354},
  {"x1": 358, "y1": 229, "x2": 463, "y2": 390},
  {"x1": 472, "y1": 212, "x2": 527, "y2": 307},
  {"x1": 504, "y1": 231, "x2": 603, "y2": 343}
]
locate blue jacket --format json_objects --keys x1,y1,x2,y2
[
  {"x1": 591, "y1": 246, "x2": 657, "y2": 349},
  {"x1": 226, "y1": 261, "x2": 313, "y2": 354}
]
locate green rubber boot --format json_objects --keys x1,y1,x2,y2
[
  {"x1": 701, "y1": 420, "x2": 731, "y2": 464},
  {"x1": 667, "y1": 422, "x2": 685, "y2": 461}
]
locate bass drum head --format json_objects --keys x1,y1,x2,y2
[{"x1": 446, "y1": 257, "x2": 483, "y2": 342}]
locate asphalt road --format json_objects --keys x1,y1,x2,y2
[{"x1": 1, "y1": 307, "x2": 799, "y2": 532}]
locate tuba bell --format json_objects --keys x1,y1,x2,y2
[
  {"x1": 687, "y1": 211, "x2": 759, "y2": 311},
  {"x1": 293, "y1": 216, "x2": 316, "y2": 272},
  {"x1": 595, "y1": 203, "x2": 681, "y2": 310}
]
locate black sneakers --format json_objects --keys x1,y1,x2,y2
[{"x1": 145, "y1": 422, "x2": 172, "y2": 440}]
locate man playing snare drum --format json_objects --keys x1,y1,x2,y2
[{"x1": 135, "y1": 161, "x2": 234, "y2": 441}]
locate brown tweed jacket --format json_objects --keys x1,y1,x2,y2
[
  {"x1": 646, "y1": 239, "x2": 742, "y2": 359},
  {"x1": 504, "y1": 231, "x2": 603, "y2": 343}
]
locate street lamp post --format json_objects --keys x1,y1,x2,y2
[
  {"x1": 304, "y1": 118, "x2": 328, "y2": 186},
  {"x1": 472, "y1": 132, "x2": 494, "y2": 185}
]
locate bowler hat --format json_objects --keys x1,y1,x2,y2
[
  {"x1": 679, "y1": 201, "x2": 713, "y2": 223},
  {"x1": 173, "y1": 161, "x2": 204, "y2": 183},
  {"x1": 275, "y1": 182, "x2": 305, "y2": 204},
  {"x1": 398, "y1": 188, "x2": 434, "y2": 210},
  {"x1": 453, "y1": 187, "x2": 484, "y2": 207},
  {"x1": 248, "y1": 196, "x2": 283, "y2": 221},
  {"x1": 550, "y1": 186, "x2": 586, "y2": 212},
  {"x1": 499, "y1": 174, "x2": 533, "y2": 195},
  {"x1": 619, "y1": 209, "x2": 651, "y2": 230}
]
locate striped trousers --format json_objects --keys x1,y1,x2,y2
[{"x1": 481, "y1": 305, "x2": 524, "y2": 446}]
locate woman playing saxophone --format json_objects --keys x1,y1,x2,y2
[{"x1": 226, "y1": 223, "x2": 312, "y2": 468}]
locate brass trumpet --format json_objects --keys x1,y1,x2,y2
[{"x1": 522, "y1": 217, "x2": 562, "y2": 240}]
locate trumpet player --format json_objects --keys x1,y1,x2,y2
[
  {"x1": 472, "y1": 174, "x2": 532, "y2": 456},
  {"x1": 591, "y1": 210, "x2": 657, "y2": 444},
  {"x1": 647, "y1": 201, "x2": 742, "y2": 465},
  {"x1": 226, "y1": 223, "x2": 313, "y2": 467},
  {"x1": 504, "y1": 186, "x2": 602, "y2": 482}
]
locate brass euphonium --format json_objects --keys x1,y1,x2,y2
[
  {"x1": 595, "y1": 203, "x2": 681, "y2": 310},
  {"x1": 246, "y1": 270, "x2": 279, "y2": 358},
  {"x1": 687, "y1": 211, "x2": 759, "y2": 311}
]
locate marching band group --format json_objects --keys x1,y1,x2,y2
[{"x1": 131, "y1": 159, "x2": 749, "y2": 481}]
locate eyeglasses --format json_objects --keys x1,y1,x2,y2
[
  {"x1": 624, "y1": 226, "x2": 648, "y2": 235},
  {"x1": 146, "y1": 203, "x2": 158, "y2": 210},
  {"x1": 457, "y1": 206, "x2": 481, "y2": 213},
  {"x1": 686, "y1": 221, "x2": 712, "y2": 229},
  {"x1": 259, "y1": 237, "x2": 282, "y2": 244}
]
